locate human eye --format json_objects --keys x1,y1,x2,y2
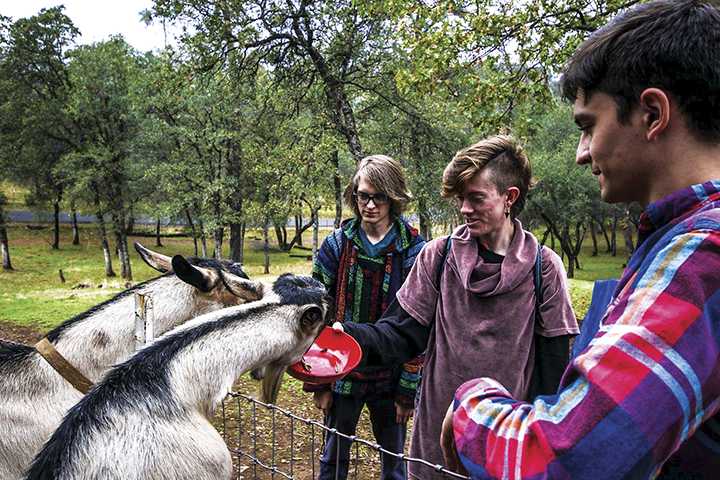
[
  {"x1": 356, "y1": 192, "x2": 370, "y2": 202},
  {"x1": 375, "y1": 193, "x2": 389, "y2": 204},
  {"x1": 574, "y1": 117, "x2": 593, "y2": 135}
]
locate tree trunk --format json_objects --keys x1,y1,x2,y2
[
  {"x1": 589, "y1": 220, "x2": 598, "y2": 256},
  {"x1": 111, "y1": 211, "x2": 132, "y2": 281},
  {"x1": 573, "y1": 222, "x2": 585, "y2": 270},
  {"x1": 229, "y1": 221, "x2": 245, "y2": 263},
  {"x1": 323, "y1": 83, "x2": 363, "y2": 163},
  {"x1": 126, "y1": 209, "x2": 135, "y2": 235},
  {"x1": 92, "y1": 186, "x2": 115, "y2": 277},
  {"x1": 294, "y1": 214, "x2": 304, "y2": 247},
  {"x1": 597, "y1": 217, "x2": 612, "y2": 252},
  {"x1": 121, "y1": 233, "x2": 132, "y2": 281},
  {"x1": 52, "y1": 200, "x2": 60, "y2": 250},
  {"x1": 213, "y1": 227, "x2": 224, "y2": 259},
  {"x1": 332, "y1": 149, "x2": 342, "y2": 228},
  {"x1": 263, "y1": 218, "x2": 270, "y2": 274},
  {"x1": 154, "y1": 217, "x2": 163, "y2": 247},
  {"x1": 418, "y1": 200, "x2": 432, "y2": 241},
  {"x1": 622, "y1": 223, "x2": 635, "y2": 256},
  {"x1": 97, "y1": 211, "x2": 115, "y2": 278},
  {"x1": 563, "y1": 226, "x2": 575, "y2": 278},
  {"x1": 274, "y1": 222, "x2": 288, "y2": 250},
  {"x1": 198, "y1": 214, "x2": 207, "y2": 257},
  {"x1": 610, "y1": 214, "x2": 618, "y2": 256},
  {"x1": 71, "y1": 206, "x2": 80, "y2": 245},
  {"x1": 184, "y1": 208, "x2": 198, "y2": 256},
  {"x1": 0, "y1": 206, "x2": 13, "y2": 271},
  {"x1": 312, "y1": 208, "x2": 320, "y2": 261},
  {"x1": 540, "y1": 228, "x2": 551, "y2": 246}
]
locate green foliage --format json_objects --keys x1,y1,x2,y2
[{"x1": 0, "y1": 7, "x2": 78, "y2": 214}]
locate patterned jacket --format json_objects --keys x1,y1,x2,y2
[
  {"x1": 306, "y1": 217, "x2": 425, "y2": 406},
  {"x1": 451, "y1": 181, "x2": 720, "y2": 479}
]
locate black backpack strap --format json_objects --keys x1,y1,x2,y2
[
  {"x1": 533, "y1": 243, "x2": 543, "y2": 322},
  {"x1": 435, "y1": 235, "x2": 452, "y2": 288}
]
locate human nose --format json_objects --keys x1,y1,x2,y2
[
  {"x1": 365, "y1": 197, "x2": 377, "y2": 208},
  {"x1": 576, "y1": 135, "x2": 591, "y2": 165},
  {"x1": 459, "y1": 198, "x2": 473, "y2": 215}
]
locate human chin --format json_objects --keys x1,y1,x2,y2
[{"x1": 465, "y1": 221, "x2": 486, "y2": 237}]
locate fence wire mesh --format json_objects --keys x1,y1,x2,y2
[{"x1": 217, "y1": 391, "x2": 470, "y2": 480}]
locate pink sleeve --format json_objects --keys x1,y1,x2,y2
[
  {"x1": 396, "y1": 238, "x2": 446, "y2": 326},
  {"x1": 536, "y1": 246, "x2": 579, "y2": 337}
]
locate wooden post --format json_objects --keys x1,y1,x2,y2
[{"x1": 134, "y1": 293, "x2": 154, "y2": 350}]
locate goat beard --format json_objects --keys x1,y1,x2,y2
[{"x1": 260, "y1": 363, "x2": 286, "y2": 404}]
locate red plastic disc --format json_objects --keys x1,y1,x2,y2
[{"x1": 287, "y1": 326, "x2": 362, "y2": 384}]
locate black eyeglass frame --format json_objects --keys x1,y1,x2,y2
[{"x1": 353, "y1": 191, "x2": 390, "y2": 206}]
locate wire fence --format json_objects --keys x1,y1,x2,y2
[{"x1": 216, "y1": 391, "x2": 469, "y2": 480}]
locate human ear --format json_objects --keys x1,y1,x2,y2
[
  {"x1": 506, "y1": 187, "x2": 520, "y2": 205},
  {"x1": 639, "y1": 88, "x2": 670, "y2": 141}
]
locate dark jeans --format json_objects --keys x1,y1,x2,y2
[{"x1": 319, "y1": 391, "x2": 407, "y2": 480}]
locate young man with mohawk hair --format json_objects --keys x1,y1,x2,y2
[{"x1": 441, "y1": 1, "x2": 720, "y2": 478}]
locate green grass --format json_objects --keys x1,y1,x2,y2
[
  {"x1": 0, "y1": 224, "x2": 321, "y2": 329},
  {"x1": 1, "y1": 181, "x2": 29, "y2": 210},
  {"x1": 546, "y1": 240, "x2": 629, "y2": 320}
]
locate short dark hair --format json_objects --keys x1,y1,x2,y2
[
  {"x1": 561, "y1": 0, "x2": 720, "y2": 143},
  {"x1": 441, "y1": 135, "x2": 532, "y2": 218}
]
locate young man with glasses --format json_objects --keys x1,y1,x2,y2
[{"x1": 306, "y1": 154, "x2": 426, "y2": 480}]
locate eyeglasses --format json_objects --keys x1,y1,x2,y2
[{"x1": 353, "y1": 191, "x2": 389, "y2": 206}]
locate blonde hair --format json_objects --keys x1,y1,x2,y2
[
  {"x1": 441, "y1": 135, "x2": 532, "y2": 218},
  {"x1": 343, "y1": 155, "x2": 412, "y2": 218}
]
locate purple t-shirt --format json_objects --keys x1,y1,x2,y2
[{"x1": 396, "y1": 221, "x2": 578, "y2": 479}]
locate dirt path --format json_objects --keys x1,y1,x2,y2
[{"x1": 0, "y1": 320, "x2": 43, "y2": 344}]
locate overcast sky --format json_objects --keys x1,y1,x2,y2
[{"x1": 0, "y1": 0, "x2": 176, "y2": 52}]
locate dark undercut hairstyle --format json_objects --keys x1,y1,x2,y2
[
  {"x1": 441, "y1": 135, "x2": 532, "y2": 219},
  {"x1": 561, "y1": 0, "x2": 720, "y2": 144}
]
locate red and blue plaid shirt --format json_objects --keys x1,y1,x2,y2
[{"x1": 452, "y1": 181, "x2": 720, "y2": 479}]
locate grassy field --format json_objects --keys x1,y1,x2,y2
[
  {"x1": 0, "y1": 223, "x2": 314, "y2": 329},
  {"x1": 1, "y1": 181, "x2": 29, "y2": 211},
  {"x1": 0, "y1": 220, "x2": 630, "y2": 331}
]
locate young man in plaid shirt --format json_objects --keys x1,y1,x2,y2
[{"x1": 442, "y1": 1, "x2": 720, "y2": 478}]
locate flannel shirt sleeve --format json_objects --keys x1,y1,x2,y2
[{"x1": 450, "y1": 230, "x2": 720, "y2": 479}]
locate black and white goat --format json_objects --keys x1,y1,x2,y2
[
  {"x1": 24, "y1": 274, "x2": 329, "y2": 480},
  {"x1": 0, "y1": 243, "x2": 262, "y2": 480}
]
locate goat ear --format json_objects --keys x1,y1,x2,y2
[
  {"x1": 171, "y1": 255, "x2": 214, "y2": 292},
  {"x1": 298, "y1": 305, "x2": 323, "y2": 334},
  {"x1": 135, "y1": 242, "x2": 172, "y2": 273},
  {"x1": 221, "y1": 273, "x2": 264, "y2": 302}
]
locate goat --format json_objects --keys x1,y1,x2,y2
[
  {"x1": 24, "y1": 274, "x2": 330, "y2": 480},
  {"x1": 0, "y1": 243, "x2": 262, "y2": 480}
]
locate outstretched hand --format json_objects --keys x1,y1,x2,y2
[
  {"x1": 395, "y1": 402, "x2": 414, "y2": 424},
  {"x1": 313, "y1": 390, "x2": 333, "y2": 414}
]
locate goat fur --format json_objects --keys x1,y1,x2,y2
[
  {"x1": 24, "y1": 274, "x2": 329, "y2": 480},
  {"x1": 0, "y1": 244, "x2": 259, "y2": 480}
]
